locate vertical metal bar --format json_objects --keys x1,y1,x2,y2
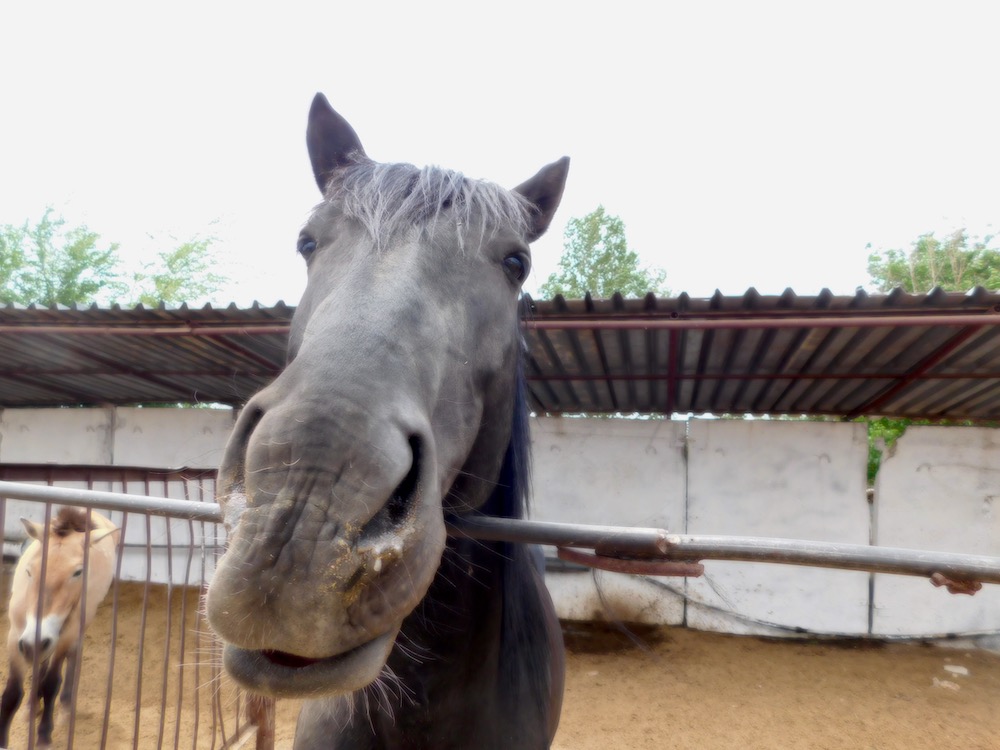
[
  {"x1": 0, "y1": 492, "x2": 6, "y2": 595},
  {"x1": 27, "y1": 501, "x2": 54, "y2": 750},
  {"x1": 131, "y1": 508, "x2": 153, "y2": 749},
  {"x1": 66, "y1": 505, "x2": 95, "y2": 750},
  {"x1": 212, "y1": 519, "x2": 224, "y2": 750},
  {"x1": 157, "y1": 478, "x2": 174, "y2": 750},
  {"x1": 191, "y1": 519, "x2": 205, "y2": 750},
  {"x1": 100, "y1": 507, "x2": 129, "y2": 749},
  {"x1": 173, "y1": 500, "x2": 196, "y2": 750},
  {"x1": 246, "y1": 694, "x2": 275, "y2": 750}
]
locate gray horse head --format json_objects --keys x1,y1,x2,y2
[{"x1": 206, "y1": 93, "x2": 568, "y2": 699}]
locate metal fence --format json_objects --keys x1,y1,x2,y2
[{"x1": 0, "y1": 466, "x2": 264, "y2": 750}]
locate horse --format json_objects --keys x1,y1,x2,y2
[
  {"x1": 205, "y1": 93, "x2": 570, "y2": 748},
  {"x1": 0, "y1": 507, "x2": 118, "y2": 748}
]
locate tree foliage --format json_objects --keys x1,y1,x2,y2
[
  {"x1": 133, "y1": 238, "x2": 224, "y2": 307},
  {"x1": 539, "y1": 206, "x2": 668, "y2": 299},
  {"x1": 864, "y1": 227, "x2": 1000, "y2": 485},
  {"x1": 0, "y1": 209, "x2": 222, "y2": 307},
  {"x1": 0, "y1": 208, "x2": 126, "y2": 305},
  {"x1": 867, "y1": 229, "x2": 1000, "y2": 292}
]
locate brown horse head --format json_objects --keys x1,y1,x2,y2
[{"x1": 8, "y1": 507, "x2": 118, "y2": 665}]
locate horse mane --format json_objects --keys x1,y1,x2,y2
[
  {"x1": 51, "y1": 507, "x2": 96, "y2": 537},
  {"x1": 324, "y1": 160, "x2": 532, "y2": 252},
  {"x1": 476, "y1": 330, "x2": 555, "y2": 729}
]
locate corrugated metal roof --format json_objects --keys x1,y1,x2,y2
[
  {"x1": 0, "y1": 302, "x2": 292, "y2": 407},
  {"x1": 3, "y1": 289, "x2": 1000, "y2": 419}
]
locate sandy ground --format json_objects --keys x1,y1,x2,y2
[{"x1": 2, "y1": 583, "x2": 1000, "y2": 749}]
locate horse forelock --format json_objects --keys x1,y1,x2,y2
[
  {"x1": 323, "y1": 160, "x2": 532, "y2": 252},
  {"x1": 52, "y1": 506, "x2": 95, "y2": 537}
]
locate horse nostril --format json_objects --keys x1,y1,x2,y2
[
  {"x1": 361, "y1": 436, "x2": 422, "y2": 540},
  {"x1": 40, "y1": 637, "x2": 51, "y2": 653},
  {"x1": 387, "y1": 436, "x2": 422, "y2": 525}
]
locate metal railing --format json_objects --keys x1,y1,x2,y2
[
  {"x1": 0, "y1": 469, "x2": 263, "y2": 750},
  {"x1": 3, "y1": 472, "x2": 1000, "y2": 750}
]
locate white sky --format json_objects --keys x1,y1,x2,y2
[{"x1": 2, "y1": 1, "x2": 998, "y2": 306}]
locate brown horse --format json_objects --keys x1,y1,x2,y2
[
  {"x1": 207, "y1": 94, "x2": 569, "y2": 748},
  {"x1": 0, "y1": 507, "x2": 118, "y2": 749}
]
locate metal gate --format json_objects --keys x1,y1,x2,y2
[{"x1": 0, "y1": 465, "x2": 261, "y2": 750}]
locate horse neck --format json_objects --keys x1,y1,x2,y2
[{"x1": 380, "y1": 403, "x2": 554, "y2": 738}]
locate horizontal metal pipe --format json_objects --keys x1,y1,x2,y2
[
  {"x1": 527, "y1": 371, "x2": 1000, "y2": 383},
  {"x1": 2, "y1": 482, "x2": 997, "y2": 585},
  {"x1": 447, "y1": 516, "x2": 1000, "y2": 585},
  {"x1": 0, "y1": 481, "x2": 223, "y2": 522},
  {"x1": 2, "y1": 312, "x2": 999, "y2": 338},
  {"x1": 526, "y1": 313, "x2": 1000, "y2": 331},
  {"x1": 0, "y1": 324, "x2": 291, "y2": 336},
  {"x1": 448, "y1": 516, "x2": 671, "y2": 557},
  {"x1": 666, "y1": 533, "x2": 1000, "y2": 583}
]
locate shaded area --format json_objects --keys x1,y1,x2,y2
[{"x1": 4, "y1": 288, "x2": 1000, "y2": 419}]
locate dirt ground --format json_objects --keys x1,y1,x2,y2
[
  {"x1": 2, "y1": 583, "x2": 1000, "y2": 749},
  {"x1": 268, "y1": 622, "x2": 1000, "y2": 750}
]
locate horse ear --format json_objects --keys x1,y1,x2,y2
[
  {"x1": 307, "y1": 93, "x2": 367, "y2": 194},
  {"x1": 20, "y1": 517, "x2": 43, "y2": 541},
  {"x1": 88, "y1": 527, "x2": 118, "y2": 546},
  {"x1": 513, "y1": 156, "x2": 570, "y2": 243}
]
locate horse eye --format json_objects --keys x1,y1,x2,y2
[
  {"x1": 72, "y1": 569, "x2": 83, "y2": 578},
  {"x1": 297, "y1": 237, "x2": 317, "y2": 260},
  {"x1": 503, "y1": 254, "x2": 530, "y2": 283}
]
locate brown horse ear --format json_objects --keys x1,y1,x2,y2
[
  {"x1": 513, "y1": 156, "x2": 570, "y2": 243},
  {"x1": 88, "y1": 527, "x2": 118, "y2": 546},
  {"x1": 307, "y1": 93, "x2": 367, "y2": 193},
  {"x1": 20, "y1": 518, "x2": 44, "y2": 542}
]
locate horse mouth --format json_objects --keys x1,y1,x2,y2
[{"x1": 222, "y1": 627, "x2": 400, "y2": 698}]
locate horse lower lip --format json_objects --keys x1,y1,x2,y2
[
  {"x1": 223, "y1": 628, "x2": 399, "y2": 698},
  {"x1": 261, "y1": 650, "x2": 321, "y2": 669}
]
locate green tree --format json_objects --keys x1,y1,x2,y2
[
  {"x1": 864, "y1": 227, "x2": 1000, "y2": 485},
  {"x1": 0, "y1": 210, "x2": 222, "y2": 307},
  {"x1": 132, "y1": 237, "x2": 224, "y2": 306},
  {"x1": 0, "y1": 208, "x2": 127, "y2": 305},
  {"x1": 867, "y1": 229, "x2": 1000, "y2": 292},
  {"x1": 539, "y1": 206, "x2": 668, "y2": 299}
]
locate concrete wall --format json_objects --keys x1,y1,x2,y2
[
  {"x1": 0, "y1": 407, "x2": 235, "y2": 469},
  {"x1": 1, "y1": 407, "x2": 998, "y2": 637},
  {"x1": 0, "y1": 407, "x2": 233, "y2": 584},
  {"x1": 872, "y1": 426, "x2": 1000, "y2": 637},
  {"x1": 684, "y1": 420, "x2": 871, "y2": 636},
  {"x1": 531, "y1": 418, "x2": 687, "y2": 625}
]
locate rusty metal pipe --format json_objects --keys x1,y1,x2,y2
[
  {"x1": 3, "y1": 481, "x2": 999, "y2": 586},
  {"x1": 447, "y1": 516, "x2": 1000, "y2": 586}
]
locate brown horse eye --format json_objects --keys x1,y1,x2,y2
[{"x1": 503, "y1": 254, "x2": 529, "y2": 282}]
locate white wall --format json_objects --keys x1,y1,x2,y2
[
  {"x1": 0, "y1": 406, "x2": 234, "y2": 469},
  {"x1": 531, "y1": 418, "x2": 687, "y2": 624},
  {"x1": 2, "y1": 407, "x2": 999, "y2": 638},
  {"x1": 684, "y1": 419, "x2": 871, "y2": 635},
  {"x1": 0, "y1": 407, "x2": 232, "y2": 584},
  {"x1": 873, "y1": 426, "x2": 1000, "y2": 636},
  {"x1": 0, "y1": 408, "x2": 114, "y2": 464}
]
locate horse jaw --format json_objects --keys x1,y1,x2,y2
[{"x1": 206, "y1": 390, "x2": 447, "y2": 698}]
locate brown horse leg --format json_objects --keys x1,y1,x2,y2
[
  {"x1": 59, "y1": 649, "x2": 78, "y2": 707},
  {"x1": 0, "y1": 666, "x2": 25, "y2": 748},
  {"x1": 36, "y1": 655, "x2": 64, "y2": 748}
]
